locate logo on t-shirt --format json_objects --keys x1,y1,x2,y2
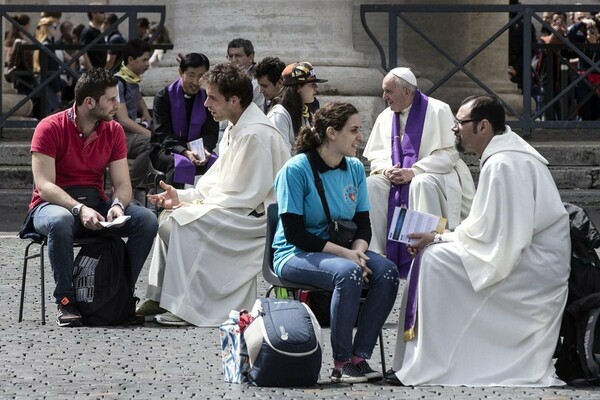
[{"x1": 343, "y1": 184, "x2": 358, "y2": 207}]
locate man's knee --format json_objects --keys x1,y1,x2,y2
[
  {"x1": 367, "y1": 174, "x2": 390, "y2": 193},
  {"x1": 335, "y1": 262, "x2": 364, "y2": 288},
  {"x1": 43, "y1": 209, "x2": 76, "y2": 237},
  {"x1": 410, "y1": 172, "x2": 441, "y2": 192},
  {"x1": 127, "y1": 206, "x2": 159, "y2": 236}
]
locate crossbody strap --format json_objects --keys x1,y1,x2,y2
[{"x1": 307, "y1": 155, "x2": 332, "y2": 223}]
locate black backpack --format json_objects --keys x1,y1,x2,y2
[
  {"x1": 555, "y1": 203, "x2": 600, "y2": 385},
  {"x1": 244, "y1": 298, "x2": 322, "y2": 387},
  {"x1": 73, "y1": 236, "x2": 135, "y2": 326}
]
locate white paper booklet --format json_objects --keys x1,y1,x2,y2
[
  {"x1": 99, "y1": 215, "x2": 131, "y2": 228},
  {"x1": 187, "y1": 138, "x2": 206, "y2": 161},
  {"x1": 387, "y1": 207, "x2": 447, "y2": 244}
]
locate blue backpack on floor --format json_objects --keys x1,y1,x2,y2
[{"x1": 244, "y1": 298, "x2": 322, "y2": 387}]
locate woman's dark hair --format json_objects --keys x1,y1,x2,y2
[
  {"x1": 4, "y1": 14, "x2": 30, "y2": 47},
  {"x1": 295, "y1": 102, "x2": 358, "y2": 154},
  {"x1": 271, "y1": 85, "x2": 304, "y2": 135}
]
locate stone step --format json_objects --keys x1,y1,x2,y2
[
  {"x1": 461, "y1": 142, "x2": 600, "y2": 167},
  {"x1": 2, "y1": 162, "x2": 598, "y2": 193},
  {"x1": 0, "y1": 141, "x2": 31, "y2": 166},
  {"x1": 3, "y1": 139, "x2": 600, "y2": 167},
  {"x1": 467, "y1": 166, "x2": 600, "y2": 190},
  {"x1": 2, "y1": 187, "x2": 598, "y2": 233},
  {"x1": 0, "y1": 166, "x2": 33, "y2": 189}
]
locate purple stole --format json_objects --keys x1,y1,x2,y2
[
  {"x1": 168, "y1": 79, "x2": 209, "y2": 185},
  {"x1": 403, "y1": 250, "x2": 422, "y2": 341},
  {"x1": 385, "y1": 90, "x2": 429, "y2": 278}
]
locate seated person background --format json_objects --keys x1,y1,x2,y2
[
  {"x1": 272, "y1": 102, "x2": 399, "y2": 384},
  {"x1": 254, "y1": 56, "x2": 285, "y2": 113},
  {"x1": 26, "y1": 68, "x2": 158, "y2": 327},
  {"x1": 363, "y1": 67, "x2": 475, "y2": 277},
  {"x1": 137, "y1": 63, "x2": 290, "y2": 326},
  {"x1": 388, "y1": 95, "x2": 570, "y2": 386},
  {"x1": 114, "y1": 39, "x2": 153, "y2": 198},
  {"x1": 151, "y1": 52, "x2": 219, "y2": 189},
  {"x1": 267, "y1": 61, "x2": 327, "y2": 152}
]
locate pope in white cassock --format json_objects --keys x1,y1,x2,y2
[
  {"x1": 363, "y1": 67, "x2": 475, "y2": 277},
  {"x1": 388, "y1": 95, "x2": 570, "y2": 386},
  {"x1": 139, "y1": 63, "x2": 289, "y2": 327}
]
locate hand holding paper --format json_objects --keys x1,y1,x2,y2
[
  {"x1": 99, "y1": 215, "x2": 131, "y2": 228},
  {"x1": 187, "y1": 138, "x2": 206, "y2": 162},
  {"x1": 387, "y1": 207, "x2": 446, "y2": 244}
]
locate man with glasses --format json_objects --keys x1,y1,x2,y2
[
  {"x1": 226, "y1": 38, "x2": 265, "y2": 110},
  {"x1": 363, "y1": 67, "x2": 474, "y2": 277},
  {"x1": 387, "y1": 95, "x2": 570, "y2": 386}
]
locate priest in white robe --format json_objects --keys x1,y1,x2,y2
[
  {"x1": 389, "y1": 95, "x2": 570, "y2": 386},
  {"x1": 141, "y1": 63, "x2": 289, "y2": 327},
  {"x1": 363, "y1": 67, "x2": 475, "y2": 277}
]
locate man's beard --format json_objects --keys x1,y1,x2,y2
[{"x1": 455, "y1": 137, "x2": 465, "y2": 153}]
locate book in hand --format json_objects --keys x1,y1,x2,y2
[
  {"x1": 99, "y1": 215, "x2": 131, "y2": 228},
  {"x1": 387, "y1": 207, "x2": 447, "y2": 244},
  {"x1": 187, "y1": 138, "x2": 205, "y2": 161}
]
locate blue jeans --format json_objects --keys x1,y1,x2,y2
[
  {"x1": 32, "y1": 201, "x2": 158, "y2": 303},
  {"x1": 281, "y1": 251, "x2": 399, "y2": 361}
]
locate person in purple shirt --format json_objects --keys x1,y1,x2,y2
[{"x1": 150, "y1": 53, "x2": 219, "y2": 189}]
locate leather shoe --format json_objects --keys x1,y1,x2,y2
[{"x1": 384, "y1": 369, "x2": 404, "y2": 386}]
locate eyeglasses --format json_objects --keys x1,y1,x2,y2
[
  {"x1": 453, "y1": 118, "x2": 479, "y2": 127},
  {"x1": 226, "y1": 54, "x2": 246, "y2": 60}
]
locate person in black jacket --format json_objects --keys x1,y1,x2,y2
[{"x1": 150, "y1": 53, "x2": 219, "y2": 188}]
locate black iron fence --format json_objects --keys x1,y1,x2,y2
[
  {"x1": 1, "y1": 5, "x2": 171, "y2": 134},
  {"x1": 360, "y1": 3, "x2": 600, "y2": 136}
]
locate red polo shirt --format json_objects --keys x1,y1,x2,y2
[{"x1": 29, "y1": 106, "x2": 128, "y2": 210}]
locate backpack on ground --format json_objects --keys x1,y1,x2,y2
[
  {"x1": 73, "y1": 236, "x2": 135, "y2": 326},
  {"x1": 244, "y1": 298, "x2": 322, "y2": 387},
  {"x1": 555, "y1": 203, "x2": 600, "y2": 385}
]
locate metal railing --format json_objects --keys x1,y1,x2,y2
[
  {"x1": 1, "y1": 5, "x2": 172, "y2": 134},
  {"x1": 360, "y1": 3, "x2": 600, "y2": 136}
]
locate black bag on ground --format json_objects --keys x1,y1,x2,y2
[
  {"x1": 555, "y1": 203, "x2": 600, "y2": 385},
  {"x1": 244, "y1": 298, "x2": 322, "y2": 387},
  {"x1": 73, "y1": 236, "x2": 135, "y2": 326}
]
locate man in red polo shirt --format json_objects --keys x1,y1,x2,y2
[{"x1": 27, "y1": 68, "x2": 158, "y2": 327}]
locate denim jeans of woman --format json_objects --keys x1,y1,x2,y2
[{"x1": 281, "y1": 250, "x2": 399, "y2": 361}]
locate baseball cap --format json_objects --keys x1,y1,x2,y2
[
  {"x1": 282, "y1": 62, "x2": 328, "y2": 86},
  {"x1": 389, "y1": 67, "x2": 417, "y2": 87}
]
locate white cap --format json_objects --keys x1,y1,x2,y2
[{"x1": 389, "y1": 67, "x2": 417, "y2": 87}]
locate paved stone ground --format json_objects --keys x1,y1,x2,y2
[{"x1": 2, "y1": 233, "x2": 600, "y2": 399}]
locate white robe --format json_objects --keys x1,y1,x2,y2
[
  {"x1": 363, "y1": 100, "x2": 475, "y2": 253},
  {"x1": 266, "y1": 104, "x2": 294, "y2": 153},
  {"x1": 393, "y1": 128, "x2": 571, "y2": 386},
  {"x1": 146, "y1": 103, "x2": 290, "y2": 327}
]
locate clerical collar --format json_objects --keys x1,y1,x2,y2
[
  {"x1": 397, "y1": 103, "x2": 413, "y2": 116},
  {"x1": 183, "y1": 93, "x2": 192, "y2": 99},
  {"x1": 307, "y1": 148, "x2": 348, "y2": 172}
]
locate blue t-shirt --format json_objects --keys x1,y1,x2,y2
[{"x1": 272, "y1": 153, "x2": 370, "y2": 276}]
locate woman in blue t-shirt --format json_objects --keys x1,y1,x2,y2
[{"x1": 272, "y1": 102, "x2": 400, "y2": 384}]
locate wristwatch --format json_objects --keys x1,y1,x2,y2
[
  {"x1": 111, "y1": 198, "x2": 125, "y2": 211},
  {"x1": 71, "y1": 203, "x2": 84, "y2": 216}
]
